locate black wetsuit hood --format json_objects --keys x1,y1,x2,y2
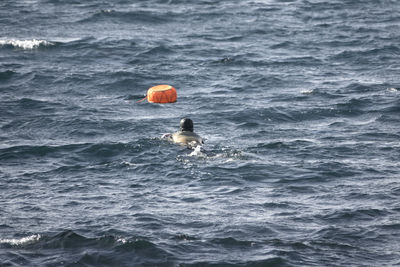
[{"x1": 180, "y1": 118, "x2": 193, "y2": 132}]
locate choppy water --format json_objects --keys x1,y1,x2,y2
[{"x1": 1, "y1": 0, "x2": 400, "y2": 266}]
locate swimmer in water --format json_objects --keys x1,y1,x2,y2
[{"x1": 163, "y1": 118, "x2": 203, "y2": 147}]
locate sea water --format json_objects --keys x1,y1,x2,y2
[{"x1": 1, "y1": 0, "x2": 400, "y2": 266}]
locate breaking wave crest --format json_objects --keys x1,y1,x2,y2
[
  {"x1": 0, "y1": 39, "x2": 54, "y2": 50},
  {"x1": 0, "y1": 234, "x2": 41, "y2": 246}
]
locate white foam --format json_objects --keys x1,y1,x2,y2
[
  {"x1": 100, "y1": 9, "x2": 113, "y2": 13},
  {"x1": 387, "y1": 87, "x2": 398, "y2": 92},
  {"x1": 0, "y1": 39, "x2": 53, "y2": 49},
  {"x1": 121, "y1": 161, "x2": 136, "y2": 166},
  {"x1": 189, "y1": 144, "x2": 206, "y2": 157},
  {"x1": 0, "y1": 234, "x2": 41, "y2": 245},
  {"x1": 116, "y1": 237, "x2": 127, "y2": 244},
  {"x1": 301, "y1": 88, "x2": 314, "y2": 94}
]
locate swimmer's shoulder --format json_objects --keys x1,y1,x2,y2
[{"x1": 172, "y1": 131, "x2": 203, "y2": 145}]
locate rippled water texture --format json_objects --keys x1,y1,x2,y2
[{"x1": 1, "y1": 0, "x2": 400, "y2": 266}]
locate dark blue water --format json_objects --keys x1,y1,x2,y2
[{"x1": 1, "y1": 0, "x2": 400, "y2": 266}]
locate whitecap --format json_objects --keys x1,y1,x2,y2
[
  {"x1": 301, "y1": 88, "x2": 314, "y2": 94},
  {"x1": 100, "y1": 9, "x2": 114, "y2": 13},
  {"x1": 0, "y1": 39, "x2": 53, "y2": 49},
  {"x1": 120, "y1": 161, "x2": 137, "y2": 167},
  {"x1": 189, "y1": 144, "x2": 206, "y2": 157},
  {"x1": 116, "y1": 237, "x2": 127, "y2": 244},
  {"x1": 0, "y1": 234, "x2": 41, "y2": 246}
]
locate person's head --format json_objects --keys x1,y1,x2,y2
[{"x1": 180, "y1": 118, "x2": 193, "y2": 132}]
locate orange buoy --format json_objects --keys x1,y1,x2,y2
[{"x1": 146, "y1": 84, "x2": 177, "y2": 103}]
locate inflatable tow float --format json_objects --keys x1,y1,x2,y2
[{"x1": 138, "y1": 84, "x2": 177, "y2": 103}]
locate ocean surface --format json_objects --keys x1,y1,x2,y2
[{"x1": 1, "y1": 0, "x2": 400, "y2": 266}]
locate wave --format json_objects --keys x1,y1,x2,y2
[
  {"x1": 331, "y1": 45, "x2": 400, "y2": 63},
  {"x1": 0, "y1": 70, "x2": 16, "y2": 81},
  {"x1": 0, "y1": 230, "x2": 174, "y2": 266},
  {"x1": 315, "y1": 208, "x2": 391, "y2": 226},
  {"x1": 211, "y1": 237, "x2": 254, "y2": 247},
  {"x1": 0, "y1": 39, "x2": 54, "y2": 50},
  {"x1": 0, "y1": 230, "x2": 292, "y2": 266},
  {"x1": 80, "y1": 9, "x2": 174, "y2": 24},
  {"x1": 0, "y1": 98, "x2": 65, "y2": 124},
  {"x1": 0, "y1": 234, "x2": 41, "y2": 247},
  {"x1": 0, "y1": 142, "x2": 132, "y2": 161},
  {"x1": 0, "y1": 138, "x2": 164, "y2": 171},
  {"x1": 183, "y1": 257, "x2": 286, "y2": 266}
]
